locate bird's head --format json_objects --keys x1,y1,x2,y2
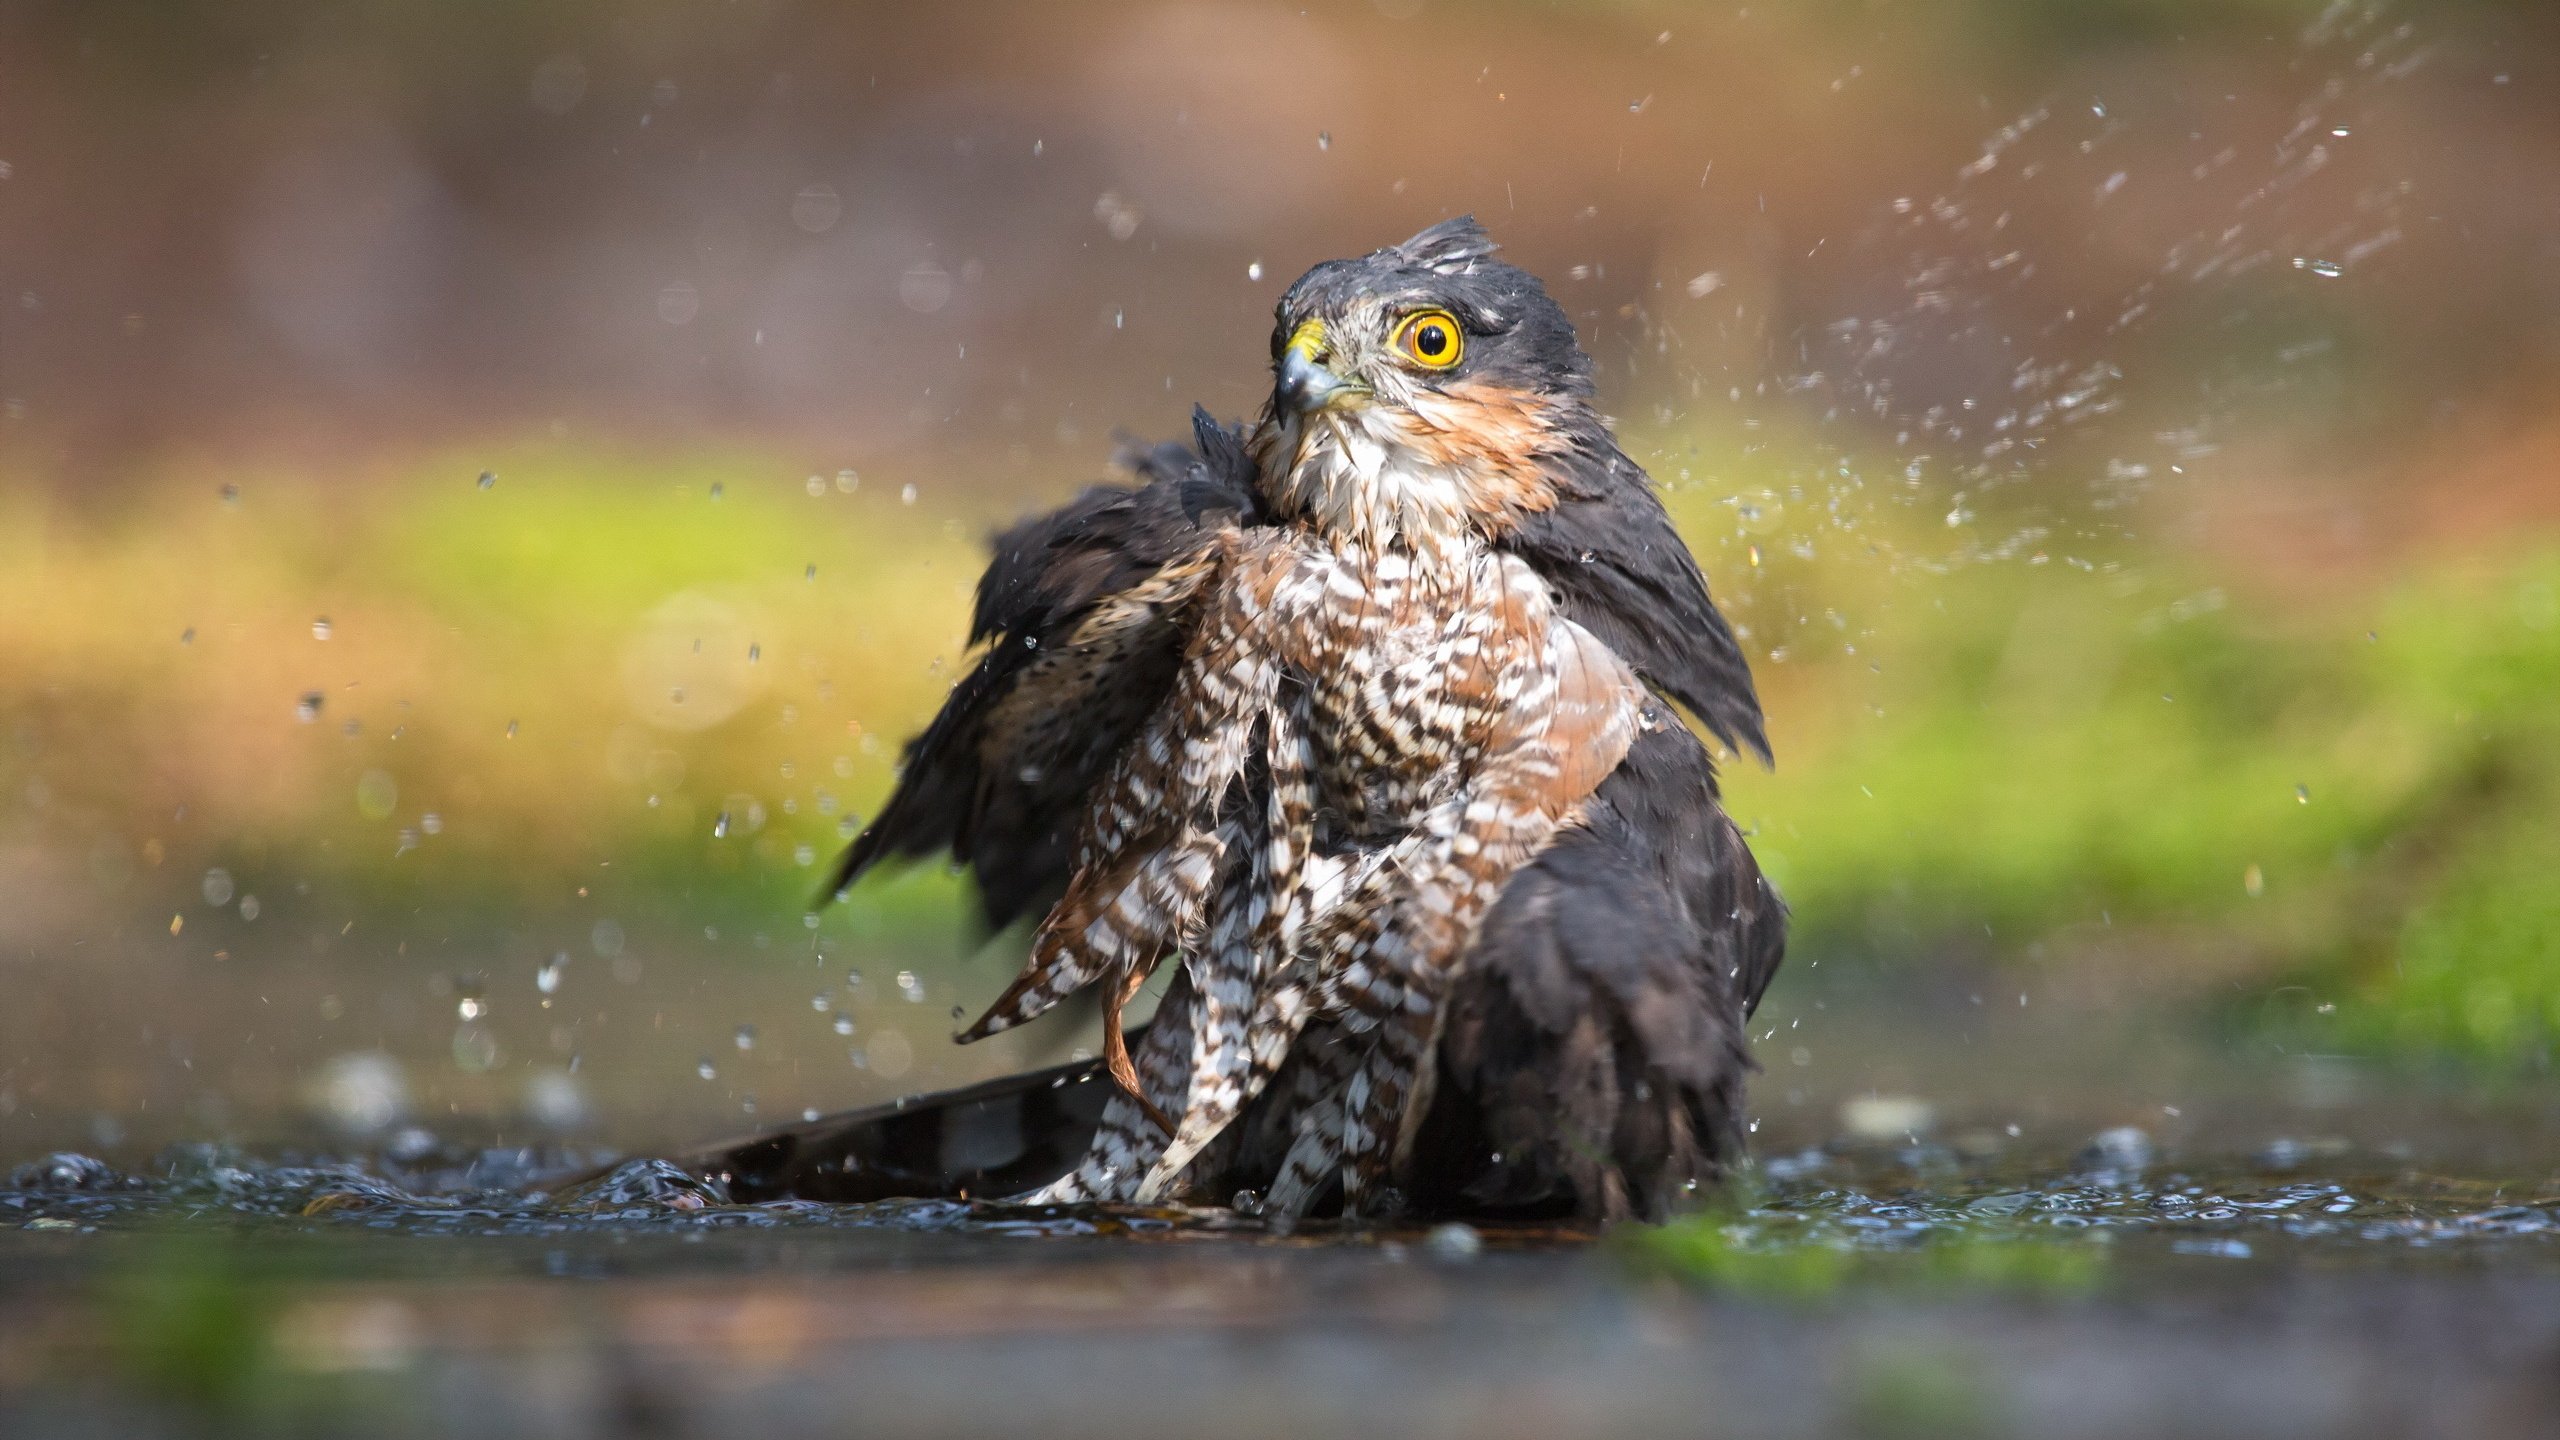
[{"x1": 1252, "y1": 217, "x2": 1594, "y2": 553}]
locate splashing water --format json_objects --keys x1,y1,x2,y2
[
  {"x1": 1661, "y1": 0, "x2": 2437, "y2": 598},
  {"x1": 3, "y1": 1138, "x2": 2552, "y2": 1257}
]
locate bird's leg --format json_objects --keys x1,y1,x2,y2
[
  {"x1": 1101, "y1": 957, "x2": 1177, "y2": 1139},
  {"x1": 1135, "y1": 698, "x2": 1317, "y2": 1203},
  {"x1": 1025, "y1": 970, "x2": 1196, "y2": 1204}
]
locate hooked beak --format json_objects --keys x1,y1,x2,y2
[{"x1": 1275, "y1": 318, "x2": 1360, "y2": 415}]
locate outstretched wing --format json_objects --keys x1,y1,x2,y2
[
  {"x1": 716, "y1": 700, "x2": 1785, "y2": 1219},
  {"x1": 1502, "y1": 438, "x2": 1771, "y2": 765},
  {"x1": 824, "y1": 409, "x2": 1256, "y2": 929}
]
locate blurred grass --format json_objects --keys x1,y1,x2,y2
[
  {"x1": 1620, "y1": 1207, "x2": 2106, "y2": 1299},
  {"x1": 5, "y1": 438, "x2": 2558, "y2": 1071},
  {"x1": 1664, "y1": 466, "x2": 2560, "y2": 1067},
  {"x1": 0, "y1": 444, "x2": 985, "y2": 947}
]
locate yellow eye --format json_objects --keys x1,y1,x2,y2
[{"x1": 1392, "y1": 309, "x2": 1464, "y2": 369}]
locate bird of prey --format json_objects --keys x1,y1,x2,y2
[{"x1": 747, "y1": 218, "x2": 1784, "y2": 1222}]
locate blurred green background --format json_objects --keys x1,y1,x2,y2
[{"x1": 2, "y1": 0, "x2": 2555, "y2": 1160}]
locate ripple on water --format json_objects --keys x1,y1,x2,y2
[{"x1": 2, "y1": 1142, "x2": 2555, "y2": 1255}]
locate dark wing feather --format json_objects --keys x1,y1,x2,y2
[
  {"x1": 722, "y1": 713, "x2": 1784, "y2": 1218},
  {"x1": 1503, "y1": 436, "x2": 1772, "y2": 765},
  {"x1": 686, "y1": 1055, "x2": 1117, "y2": 1204},
  {"x1": 1402, "y1": 702, "x2": 1786, "y2": 1221},
  {"x1": 824, "y1": 408, "x2": 1256, "y2": 928}
]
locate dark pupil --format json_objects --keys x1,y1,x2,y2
[{"x1": 1414, "y1": 322, "x2": 1448, "y2": 357}]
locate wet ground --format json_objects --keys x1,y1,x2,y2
[
  {"x1": 6, "y1": 960, "x2": 2558, "y2": 1437},
  {"x1": 6, "y1": 1109, "x2": 2559, "y2": 1439}
]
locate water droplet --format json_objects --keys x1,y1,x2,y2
[
  {"x1": 200, "y1": 868, "x2": 235, "y2": 907},
  {"x1": 536, "y1": 957, "x2": 564, "y2": 995},
  {"x1": 311, "y1": 616, "x2": 332, "y2": 641},
  {"x1": 712, "y1": 811, "x2": 732, "y2": 839},
  {"x1": 179, "y1": 627, "x2": 194, "y2": 645},
  {"x1": 1426, "y1": 1222, "x2": 1482, "y2": 1259},
  {"x1": 2243, "y1": 863, "x2": 2266, "y2": 897},
  {"x1": 453, "y1": 1022, "x2": 499, "y2": 1072},
  {"x1": 477, "y1": 471, "x2": 497, "y2": 490},
  {"x1": 2295, "y1": 784, "x2": 2311, "y2": 804},
  {"x1": 791, "y1": 182, "x2": 842, "y2": 234},
  {"x1": 220, "y1": 483, "x2": 240, "y2": 506},
  {"x1": 420, "y1": 812, "x2": 442, "y2": 836},
  {"x1": 899, "y1": 262, "x2": 954, "y2": 313},
  {"x1": 1316, "y1": 131, "x2": 1331, "y2": 151},
  {"x1": 238, "y1": 895, "x2": 260, "y2": 921},
  {"x1": 1247, "y1": 261, "x2": 1264, "y2": 282},
  {"x1": 356, "y1": 769, "x2": 398, "y2": 821},
  {"x1": 843, "y1": 969, "x2": 864, "y2": 993},
  {"x1": 899, "y1": 483, "x2": 918, "y2": 505},
  {"x1": 709, "y1": 482, "x2": 725, "y2": 501},
  {"x1": 457, "y1": 996, "x2": 484, "y2": 1021},
  {"x1": 317, "y1": 1051, "x2": 410, "y2": 1133},
  {"x1": 896, "y1": 970, "x2": 925, "y2": 1003},
  {"x1": 804, "y1": 563, "x2": 818, "y2": 582},
  {"x1": 530, "y1": 54, "x2": 587, "y2": 115},
  {"x1": 656, "y1": 280, "x2": 700, "y2": 324},
  {"x1": 792, "y1": 843, "x2": 816, "y2": 867},
  {"x1": 2292, "y1": 257, "x2": 2344, "y2": 279},
  {"x1": 525, "y1": 1069, "x2": 586, "y2": 1129},
  {"x1": 734, "y1": 1024, "x2": 756, "y2": 1051},
  {"x1": 696, "y1": 1058, "x2": 717, "y2": 1081},
  {"x1": 805, "y1": 474, "x2": 828, "y2": 497},
  {"x1": 832, "y1": 1014, "x2": 855, "y2": 1036},
  {"x1": 835, "y1": 469, "x2": 859, "y2": 493},
  {"x1": 296, "y1": 692, "x2": 325, "y2": 724},
  {"x1": 811, "y1": 993, "x2": 831, "y2": 1013},
  {"x1": 1094, "y1": 191, "x2": 1142, "y2": 241}
]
